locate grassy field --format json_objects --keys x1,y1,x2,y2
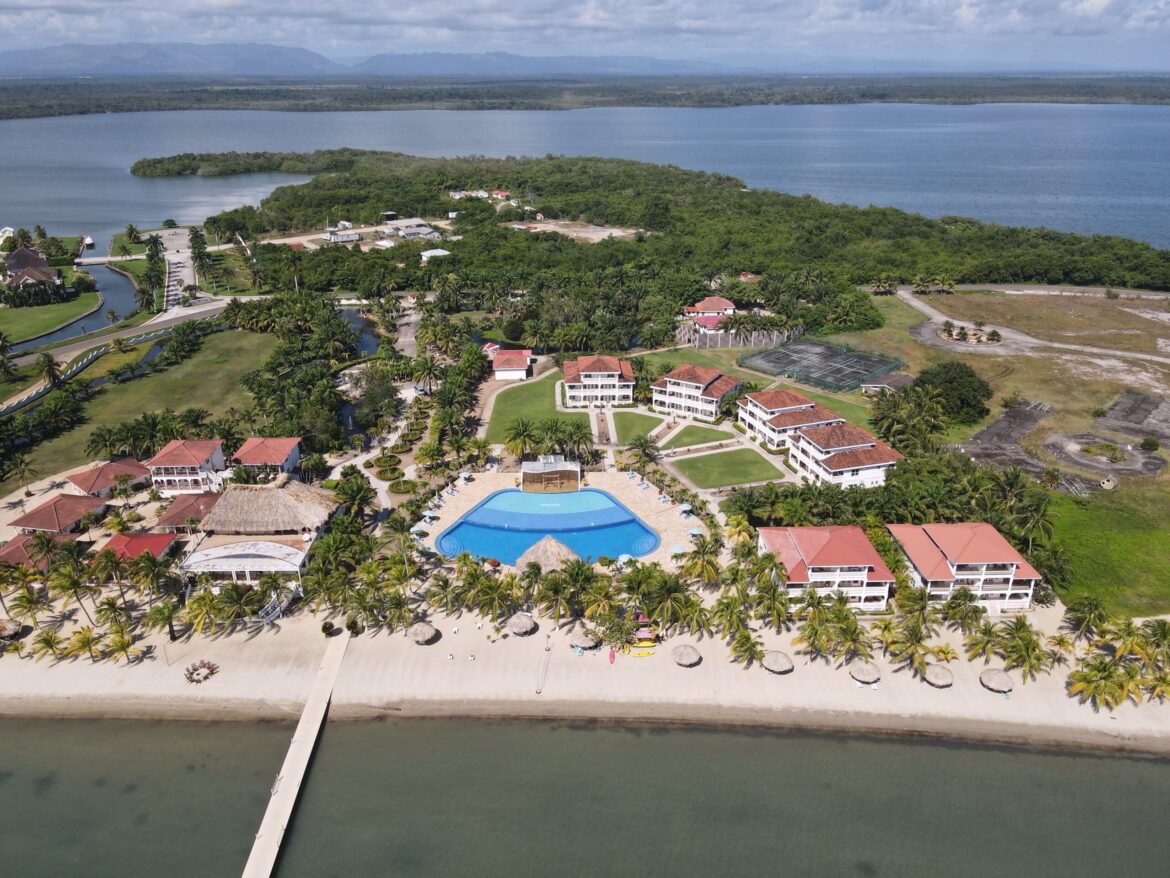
[
  {"x1": 19, "y1": 310, "x2": 155, "y2": 357},
  {"x1": 0, "y1": 331, "x2": 276, "y2": 495},
  {"x1": 5, "y1": 291, "x2": 101, "y2": 342},
  {"x1": 639, "y1": 347, "x2": 762, "y2": 385},
  {"x1": 818, "y1": 296, "x2": 948, "y2": 376},
  {"x1": 613, "y1": 411, "x2": 662, "y2": 444},
  {"x1": 1050, "y1": 479, "x2": 1170, "y2": 616},
  {"x1": 0, "y1": 364, "x2": 39, "y2": 401},
  {"x1": 662, "y1": 424, "x2": 731, "y2": 450},
  {"x1": 108, "y1": 231, "x2": 151, "y2": 257},
  {"x1": 485, "y1": 372, "x2": 589, "y2": 443},
  {"x1": 671, "y1": 448, "x2": 783, "y2": 488}
]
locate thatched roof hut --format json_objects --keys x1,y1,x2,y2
[
  {"x1": 409, "y1": 621, "x2": 437, "y2": 645},
  {"x1": 671, "y1": 644, "x2": 702, "y2": 667},
  {"x1": 980, "y1": 668, "x2": 1013, "y2": 693},
  {"x1": 515, "y1": 535, "x2": 578, "y2": 571},
  {"x1": 201, "y1": 476, "x2": 339, "y2": 535},
  {"x1": 762, "y1": 651, "x2": 794, "y2": 675},
  {"x1": 569, "y1": 626, "x2": 599, "y2": 649},
  {"x1": 849, "y1": 661, "x2": 881, "y2": 684},
  {"x1": 0, "y1": 618, "x2": 21, "y2": 641},
  {"x1": 924, "y1": 664, "x2": 954, "y2": 689},
  {"x1": 507, "y1": 613, "x2": 538, "y2": 636}
]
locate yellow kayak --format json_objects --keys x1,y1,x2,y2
[{"x1": 633, "y1": 650, "x2": 655, "y2": 657}]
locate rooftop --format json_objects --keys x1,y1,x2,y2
[
  {"x1": 0, "y1": 532, "x2": 79, "y2": 571},
  {"x1": 10, "y1": 494, "x2": 106, "y2": 533},
  {"x1": 181, "y1": 539, "x2": 307, "y2": 575},
  {"x1": 660, "y1": 363, "x2": 722, "y2": 387},
  {"x1": 492, "y1": 350, "x2": 533, "y2": 370},
  {"x1": 233, "y1": 437, "x2": 300, "y2": 467},
  {"x1": 106, "y1": 531, "x2": 178, "y2": 560},
  {"x1": 146, "y1": 439, "x2": 223, "y2": 468},
  {"x1": 562, "y1": 355, "x2": 634, "y2": 384},
  {"x1": 764, "y1": 404, "x2": 844, "y2": 431},
  {"x1": 155, "y1": 492, "x2": 222, "y2": 529},
  {"x1": 797, "y1": 423, "x2": 880, "y2": 451},
  {"x1": 66, "y1": 459, "x2": 150, "y2": 495},
  {"x1": 685, "y1": 295, "x2": 735, "y2": 313},
  {"x1": 889, "y1": 522, "x2": 1041, "y2": 580},
  {"x1": 758, "y1": 525, "x2": 894, "y2": 583},
  {"x1": 201, "y1": 477, "x2": 339, "y2": 535},
  {"x1": 743, "y1": 388, "x2": 814, "y2": 412}
]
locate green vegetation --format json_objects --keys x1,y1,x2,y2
[
  {"x1": 109, "y1": 230, "x2": 147, "y2": 258},
  {"x1": 612, "y1": 411, "x2": 662, "y2": 444},
  {"x1": 914, "y1": 361, "x2": 993, "y2": 424},
  {"x1": 671, "y1": 448, "x2": 783, "y2": 488},
  {"x1": 0, "y1": 363, "x2": 38, "y2": 401},
  {"x1": 1050, "y1": 484, "x2": 1170, "y2": 616},
  {"x1": 662, "y1": 424, "x2": 732, "y2": 450},
  {"x1": 638, "y1": 348, "x2": 762, "y2": 385},
  {"x1": 485, "y1": 372, "x2": 588, "y2": 443},
  {"x1": 4, "y1": 291, "x2": 101, "y2": 342}
]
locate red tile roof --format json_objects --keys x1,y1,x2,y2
[
  {"x1": 0, "y1": 532, "x2": 79, "y2": 571},
  {"x1": 758, "y1": 526, "x2": 894, "y2": 583},
  {"x1": 888, "y1": 522, "x2": 1041, "y2": 581},
  {"x1": 693, "y1": 315, "x2": 727, "y2": 330},
  {"x1": 820, "y1": 445, "x2": 903, "y2": 471},
  {"x1": 106, "y1": 532, "x2": 178, "y2": 560},
  {"x1": 147, "y1": 439, "x2": 223, "y2": 468},
  {"x1": 663, "y1": 364, "x2": 722, "y2": 387},
  {"x1": 701, "y1": 374, "x2": 741, "y2": 401},
  {"x1": 765, "y1": 404, "x2": 844, "y2": 431},
  {"x1": 66, "y1": 459, "x2": 150, "y2": 495},
  {"x1": 233, "y1": 437, "x2": 300, "y2": 467},
  {"x1": 493, "y1": 350, "x2": 533, "y2": 371},
  {"x1": 685, "y1": 295, "x2": 735, "y2": 313},
  {"x1": 10, "y1": 494, "x2": 106, "y2": 533},
  {"x1": 155, "y1": 492, "x2": 222, "y2": 529},
  {"x1": 797, "y1": 423, "x2": 880, "y2": 451},
  {"x1": 563, "y1": 355, "x2": 633, "y2": 384},
  {"x1": 743, "y1": 389, "x2": 814, "y2": 412}
]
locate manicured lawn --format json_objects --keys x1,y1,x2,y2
[
  {"x1": 0, "y1": 331, "x2": 277, "y2": 495},
  {"x1": 662, "y1": 424, "x2": 731, "y2": 450},
  {"x1": 5, "y1": 291, "x2": 101, "y2": 342},
  {"x1": 671, "y1": 448, "x2": 783, "y2": 489},
  {"x1": 485, "y1": 372, "x2": 589, "y2": 443},
  {"x1": 639, "y1": 347, "x2": 760, "y2": 384},
  {"x1": 613, "y1": 411, "x2": 662, "y2": 444},
  {"x1": 1050, "y1": 480, "x2": 1170, "y2": 617},
  {"x1": 109, "y1": 231, "x2": 147, "y2": 257},
  {"x1": 0, "y1": 364, "x2": 39, "y2": 402}
]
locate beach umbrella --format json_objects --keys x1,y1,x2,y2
[
  {"x1": 849, "y1": 661, "x2": 881, "y2": 684},
  {"x1": 671, "y1": 644, "x2": 702, "y2": 667},
  {"x1": 980, "y1": 668, "x2": 1013, "y2": 693},
  {"x1": 410, "y1": 523, "x2": 427, "y2": 533},
  {"x1": 679, "y1": 503, "x2": 692, "y2": 511},
  {"x1": 924, "y1": 664, "x2": 954, "y2": 689},
  {"x1": 516, "y1": 535, "x2": 579, "y2": 571},
  {"x1": 762, "y1": 650, "x2": 794, "y2": 675},
  {"x1": 0, "y1": 618, "x2": 20, "y2": 641},
  {"x1": 459, "y1": 471, "x2": 471, "y2": 479},
  {"x1": 669, "y1": 545, "x2": 686, "y2": 556},
  {"x1": 507, "y1": 613, "x2": 538, "y2": 636},
  {"x1": 617, "y1": 553, "x2": 632, "y2": 567},
  {"x1": 408, "y1": 621, "x2": 438, "y2": 645},
  {"x1": 687, "y1": 527, "x2": 703, "y2": 536},
  {"x1": 570, "y1": 626, "x2": 599, "y2": 649}
]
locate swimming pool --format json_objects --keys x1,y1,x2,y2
[{"x1": 436, "y1": 489, "x2": 660, "y2": 565}]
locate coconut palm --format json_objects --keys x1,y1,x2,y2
[
  {"x1": 183, "y1": 590, "x2": 219, "y2": 634},
  {"x1": 536, "y1": 576, "x2": 577, "y2": 627},
  {"x1": 130, "y1": 551, "x2": 173, "y2": 606},
  {"x1": 94, "y1": 595, "x2": 131, "y2": 629},
  {"x1": 1000, "y1": 616, "x2": 1052, "y2": 683},
  {"x1": 65, "y1": 626, "x2": 105, "y2": 662},
  {"x1": 9, "y1": 584, "x2": 51, "y2": 627},
  {"x1": 625, "y1": 434, "x2": 661, "y2": 474},
  {"x1": 724, "y1": 514, "x2": 754, "y2": 549},
  {"x1": 711, "y1": 589, "x2": 750, "y2": 639},
  {"x1": 795, "y1": 588, "x2": 831, "y2": 626},
  {"x1": 752, "y1": 578, "x2": 791, "y2": 631},
  {"x1": 215, "y1": 584, "x2": 262, "y2": 628},
  {"x1": 144, "y1": 598, "x2": 182, "y2": 642},
  {"x1": 829, "y1": 612, "x2": 873, "y2": 666},
  {"x1": 931, "y1": 643, "x2": 959, "y2": 663},
  {"x1": 964, "y1": 620, "x2": 1003, "y2": 663},
  {"x1": 50, "y1": 567, "x2": 98, "y2": 625},
  {"x1": 1068, "y1": 654, "x2": 1129, "y2": 711},
  {"x1": 889, "y1": 618, "x2": 932, "y2": 678},
  {"x1": 940, "y1": 587, "x2": 985, "y2": 634},
  {"x1": 793, "y1": 617, "x2": 830, "y2": 662},
  {"x1": 728, "y1": 627, "x2": 765, "y2": 666},
  {"x1": 680, "y1": 535, "x2": 721, "y2": 589},
  {"x1": 34, "y1": 352, "x2": 62, "y2": 387},
  {"x1": 105, "y1": 624, "x2": 143, "y2": 663},
  {"x1": 29, "y1": 627, "x2": 66, "y2": 661},
  {"x1": 1140, "y1": 619, "x2": 1170, "y2": 668},
  {"x1": 1103, "y1": 619, "x2": 1150, "y2": 665},
  {"x1": 503, "y1": 417, "x2": 538, "y2": 461},
  {"x1": 7, "y1": 453, "x2": 39, "y2": 495},
  {"x1": 648, "y1": 574, "x2": 692, "y2": 635},
  {"x1": 1142, "y1": 668, "x2": 1170, "y2": 703},
  {"x1": 582, "y1": 578, "x2": 622, "y2": 621}
]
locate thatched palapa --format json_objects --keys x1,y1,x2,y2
[
  {"x1": 409, "y1": 621, "x2": 438, "y2": 645},
  {"x1": 924, "y1": 664, "x2": 954, "y2": 689},
  {"x1": 569, "y1": 626, "x2": 599, "y2": 649},
  {"x1": 671, "y1": 644, "x2": 702, "y2": 667},
  {"x1": 0, "y1": 618, "x2": 21, "y2": 641},
  {"x1": 762, "y1": 651, "x2": 794, "y2": 675},
  {"x1": 507, "y1": 613, "x2": 537, "y2": 636},
  {"x1": 515, "y1": 535, "x2": 578, "y2": 571},
  {"x1": 850, "y1": 662, "x2": 881, "y2": 684},
  {"x1": 200, "y1": 476, "x2": 339, "y2": 535},
  {"x1": 980, "y1": 668, "x2": 1013, "y2": 693}
]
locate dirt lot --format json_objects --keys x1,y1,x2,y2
[{"x1": 502, "y1": 219, "x2": 640, "y2": 243}]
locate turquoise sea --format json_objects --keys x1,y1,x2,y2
[{"x1": 3, "y1": 717, "x2": 1169, "y2": 877}]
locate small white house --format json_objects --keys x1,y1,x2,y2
[
  {"x1": 321, "y1": 229, "x2": 360, "y2": 244},
  {"x1": 485, "y1": 347, "x2": 535, "y2": 381},
  {"x1": 373, "y1": 239, "x2": 397, "y2": 250},
  {"x1": 421, "y1": 248, "x2": 451, "y2": 264}
]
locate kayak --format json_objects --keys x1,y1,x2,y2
[
  {"x1": 609, "y1": 647, "x2": 615, "y2": 664},
  {"x1": 633, "y1": 650, "x2": 655, "y2": 657}
]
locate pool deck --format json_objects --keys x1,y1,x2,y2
[{"x1": 420, "y1": 470, "x2": 705, "y2": 568}]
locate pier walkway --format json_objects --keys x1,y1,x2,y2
[{"x1": 241, "y1": 633, "x2": 350, "y2": 878}]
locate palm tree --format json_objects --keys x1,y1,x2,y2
[
  {"x1": 1063, "y1": 595, "x2": 1109, "y2": 643},
  {"x1": 30, "y1": 627, "x2": 66, "y2": 661},
  {"x1": 680, "y1": 535, "x2": 721, "y2": 589},
  {"x1": 34, "y1": 352, "x2": 62, "y2": 387},
  {"x1": 724, "y1": 514, "x2": 754, "y2": 549},
  {"x1": 130, "y1": 552, "x2": 173, "y2": 607},
  {"x1": 503, "y1": 418, "x2": 538, "y2": 461},
  {"x1": 964, "y1": 620, "x2": 1003, "y2": 663},
  {"x1": 9, "y1": 584, "x2": 51, "y2": 627},
  {"x1": 124, "y1": 224, "x2": 141, "y2": 244},
  {"x1": 105, "y1": 624, "x2": 143, "y2": 663},
  {"x1": 65, "y1": 626, "x2": 105, "y2": 662},
  {"x1": 889, "y1": 618, "x2": 932, "y2": 678},
  {"x1": 999, "y1": 616, "x2": 1052, "y2": 683},
  {"x1": 411, "y1": 354, "x2": 443, "y2": 393},
  {"x1": 625, "y1": 434, "x2": 661, "y2": 474},
  {"x1": 50, "y1": 567, "x2": 98, "y2": 625},
  {"x1": 729, "y1": 628, "x2": 765, "y2": 666},
  {"x1": 752, "y1": 579, "x2": 791, "y2": 631},
  {"x1": 184, "y1": 590, "x2": 219, "y2": 634},
  {"x1": 1068, "y1": 655, "x2": 1129, "y2": 711},
  {"x1": 649, "y1": 574, "x2": 692, "y2": 635},
  {"x1": 940, "y1": 587, "x2": 985, "y2": 634},
  {"x1": 711, "y1": 589, "x2": 750, "y2": 639},
  {"x1": 829, "y1": 612, "x2": 873, "y2": 666},
  {"x1": 145, "y1": 599, "x2": 182, "y2": 642},
  {"x1": 8, "y1": 453, "x2": 39, "y2": 495}
]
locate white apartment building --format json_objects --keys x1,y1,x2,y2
[
  {"x1": 562, "y1": 355, "x2": 636, "y2": 407},
  {"x1": 758, "y1": 525, "x2": 894, "y2": 610},
  {"x1": 789, "y1": 423, "x2": 902, "y2": 489},
  {"x1": 887, "y1": 522, "x2": 1040, "y2": 612},
  {"x1": 146, "y1": 439, "x2": 226, "y2": 496},
  {"x1": 651, "y1": 365, "x2": 740, "y2": 422},
  {"x1": 737, "y1": 389, "x2": 844, "y2": 449}
]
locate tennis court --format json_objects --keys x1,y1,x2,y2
[{"x1": 739, "y1": 340, "x2": 902, "y2": 391}]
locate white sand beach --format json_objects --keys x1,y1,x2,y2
[{"x1": 4, "y1": 606, "x2": 1170, "y2": 755}]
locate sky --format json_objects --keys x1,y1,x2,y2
[{"x1": 5, "y1": 0, "x2": 1170, "y2": 70}]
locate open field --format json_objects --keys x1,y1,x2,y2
[
  {"x1": 0, "y1": 364, "x2": 38, "y2": 401},
  {"x1": 612, "y1": 411, "x2": 662, "y2": 444},
  {"x1": 1050, "y1": 478, "x2": 1170, "y2": 616},
  {"x1": 108, "y1": 231, "x2": 147, "y2": 257},
  {"x1": 205, "y1": 249, "x2": 267, "y2": 296},
  {"x1": 485, "y1": 372, "x2": 589, "y2": 443},
  {"x1": 818, "y1": 296, "x2": 949, "y2": 375},
  {"x1": 639, "y1": 347, "x2": 762, "y2": 385},
  {"x1": 921, "y1": 292, "x2": 1170, "y2": 355},
  {"x1": 671, "y1": 448, "x2": 783, "y2": 488},
  {"x1": 662, "y1": 424, "x2": 731, "y2": 450},
  {"x1": 0, "y1": 331, "x2": 276, "y2": 494},
  {"x1": 4, "y1": 291, "x2": 101, "y2": 342},
  {"x1": 503, "y1": 219, "x2": 639, "y2": 243}
]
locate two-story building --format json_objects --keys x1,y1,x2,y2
[
  {"x1": 146, "y1": 439, "x2": 226, "y2": 496},
  {"x1": 789, "y1": 423, "x2": 901, "y2": 489},
  {"x1": 683, "y1": 295, "x2": 737, "y2": 334},
  {"x1": 737, "y1": 389, "x2": 844, "y2": 449},
  {"x1": 562, "y1": 355, "x2": 636, "y2": 407},
  {"x1": 887, "y1": 522, "x2": 1041, "y2": 612},
  {"x1": 651, "y1": 365, "x2": 740, "y2": 422},
  {"x1": 232, "y1": 437, "x2": 301, "y2": 479},
  {"x1": 758, "y1": 525, "x2": 894, "y2": 610}
]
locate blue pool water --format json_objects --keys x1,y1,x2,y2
[{"x1": 436, "y1": 489, "x2": 659, "y2": 564}]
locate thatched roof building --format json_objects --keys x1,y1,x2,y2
[
  {"x1": 980, "y1": 668, "x2": 1013, "y2": 693},
  {"x1": 507, "y1": 613, "x2": 538, "y2": 636},
  {"x1": 762, "y1": 651, "x2": 794, "y2": 675},
  {"x1": 849, "y1": 661, "x2": 881, "y2": 684},
  {"x1": 924, "y1": 664, "x2": 954, "y2": 689},
  {"x1": 515, "y1": 535, "x2": 578, "y2": 571},
  {"x1": 671, "y1": 644, "x2": 702, "y2": 667},
  {"x1": 201, "y1": 476, "x2": 338, "y2": 535},
  {"x1": 409, "y1": 621, "x2": 438, "y2": 644}
]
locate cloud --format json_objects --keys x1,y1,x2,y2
[{"x1": 2, "y1": 0, "x2": 1168, "y2": 67}]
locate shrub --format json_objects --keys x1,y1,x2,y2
[
  {"x1": 1140, "y1": 436, "x2": 1161, "y2": 452},
  {"x1": 373, "y1": 454, "x2": 401, "y2": 468},
  {"x1": 390, "y1": 442, "x2": 412, "y2": 454},
  {"x1": 362, "y1": 459, "x2": 374, "y2": 468},
  {"x1": 377, "y1": 467, "x2": 404, "y2": 481},
  {"x1": 321, "y1": 621, "x2": 335, "y2": 636},
  {"x1": 389, "y1": 479, "x2": 416, "y2": 494},
  {"x1": 914, "y1": 361, "x2": 993, "y2": 425}
]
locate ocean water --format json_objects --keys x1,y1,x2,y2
[{"x1": 0, "y1": 103, "x2": 1168, "y2": 249}]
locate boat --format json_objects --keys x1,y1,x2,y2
[
  {"x1": 83, "y1": 236, "x2": 95, "y2": 248},
  {"x1": 633, "y1": 650, "x2": 655, "y2": 657}
]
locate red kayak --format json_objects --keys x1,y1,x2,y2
[{"x1": 609, "y1": 647, "x2": 616, "y2": 665}]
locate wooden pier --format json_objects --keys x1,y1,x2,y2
[{"x1": 241, "y1": 633, "x2": 350, "y2": 878}]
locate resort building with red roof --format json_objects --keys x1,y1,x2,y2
[
  {"x1": 789, "y1": 423, "x2": 902, "y2": 489},
  {"x1": 0, "y1": 532, "x2": 80, "y2": 571},
  {"x1": 146, "y1": 439, "x2": 226, "y2": 496},
  {"x1": 684, "y1": 295, "x2": 736, "y2": 317},
  {"x1": 651, "y1": 364, "x2": 741, "y2": 423},
  {"x1": 65, "y1": 459, "x2": 151, "y2": 498},
  {"x1": 562, "y1": 355, "x2": 636, "y2": 407},
  {"x1": 887, "y1": 522, "x2": 1041, "y2": 612},
  {"x1": 232, "y1": 437, "x2": 301, "y2": 478},
  {"x1": 106, "y1": 532, "x2": 178, "y2": 561},
  {"x1": 10, "y1": 494, "x2": 107, "y2": 534},
  {"x1": 757, "y1": 525, "x2": 894, "y2": 610},
  {"x1": 155, "y1": 492, "x2": 222, "y2": 532},
  {"x1": 737, "y1": 389, "x2": 845, "y2": 449}
]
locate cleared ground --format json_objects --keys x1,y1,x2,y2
[
  {"x1": 671, "y1": 448, "x2": 783, "y2": 489},
  {"x1": 612, "y1": 411, "x2": 662, "y2": 445},
  {"x1": 485, "y1": 372, "x2": 589, "y2": 443},
  {"x1": 502, "y1": 219, "x2": 639, "y2": 243},
  {"x1": 662, "y1": 424, "x2": 732, "y2": 450}
]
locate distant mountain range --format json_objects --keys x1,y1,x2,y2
[{"x1": 0, "y1": 42, "x2": 737, "y2": 77}]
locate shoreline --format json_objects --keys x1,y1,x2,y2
[{"x1": 10, "y1": 288, "x2": 105, "y2": 347}]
